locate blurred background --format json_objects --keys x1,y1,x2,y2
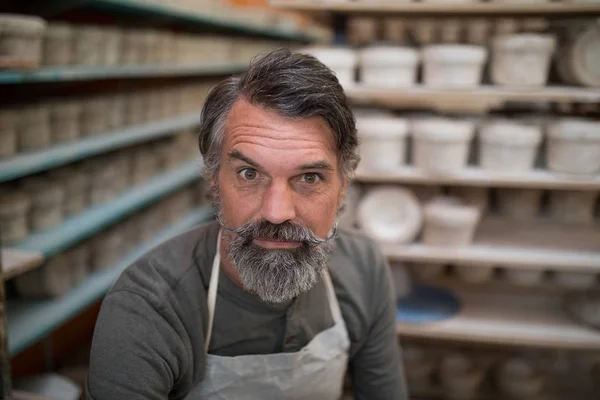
[{"x1": 0, "y1": 0, "x2": 599, "y2": 399}]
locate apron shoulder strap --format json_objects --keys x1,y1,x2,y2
[
  {"x1": 205, "y1": 230, "x2": 222, "y2": 351},
  {"x1": 321, "y1": 269, "x2": 344, "y2": 326}
]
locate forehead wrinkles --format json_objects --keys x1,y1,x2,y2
[
  {"x1": 223, "y1": 100, "x2": 337, "y2": 153},
  {"x1": 228, "y1": 129, "x2": 332, "y2": 153}
]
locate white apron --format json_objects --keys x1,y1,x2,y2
[{"x1": 186, "y1": 231, "x2": 350, "y2": 399}]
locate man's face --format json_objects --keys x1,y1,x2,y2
[{"x1": 212, "y1": 99, "x2": 346, "y2": 303}]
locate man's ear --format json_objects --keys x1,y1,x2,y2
[
  {"x1": 337, "y1": 179, "x2": 347, "y2": 209},
  {"x1": 210, "y1": 169, "x2": 219, "y2": 188}
]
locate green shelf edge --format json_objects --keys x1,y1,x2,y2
[
  {"x1": 77, "y1": 0, "x2": 319, "y2": 42},
  {"x1": 7, "y1": 206, "x2": 214, "y2": 356},
  {"x1": 0, "y1": 62, "x2": 248, "y2": 85},
  {"x1": 13, "y1": 160, "x2": 203, "y2": 258},
  {"x1": 0, "y1": 112, "x2": 202, "y2": 183}
]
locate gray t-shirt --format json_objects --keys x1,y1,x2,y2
[{"x1": 87, "y1": 221, "x2": 408, "y2": 400}]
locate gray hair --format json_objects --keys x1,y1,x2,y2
[{"x1": 198, "y1": 48, "x2": 359, "y2": 181}]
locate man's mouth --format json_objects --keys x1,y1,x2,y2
[{"x1": 252, "y1": 238, "x2": 303, "y2": 249}]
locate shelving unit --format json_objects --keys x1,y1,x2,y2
[
  {"x1": 0, "y1": 113, "x2": 202, "y2": 183},
  {"x1": 0, "y1": 63, "x2": 248, "y2": 85},
  {"x1": 0, "y1": 0, "x2": 325, "y2": 393},
  {"x1": 383, "y1": 212, "x2": 600, "y2": 266},
  {"x1": 355, "y1": 167, "x2": 600, "y2": 190},
  {"x1": 345, "y1": 85, "x2": 600, "y2": 113},
  {"x1": 410, "y1": 380, "x2": 597, "y2": 400},
  {"x1": 271, "y1": 1, "x2": 600, "y2": 15},
  {"x1": 13, "y1": 160, "x2": 202, "y2": 259},
  {"x1": 6, "y1": 206, "x2": 214, "y2": 356},
  {"x1": 20, "y1": 0, "x2": 327, "y2": 42},
  {"x1": 273, "y1": 3, "x2": 600, "y2": 399},
  {"x1": 406, "y1": 276, "x2": 593, "y2": 296},
  {"x1": 384, "y1": 243, "x2": 600, "y2": 272},
  {"x1": 396, "y1": 290, "x2": 600, "y2": 350},
  {"x1": 383, "y1": 216, "x2": 600, "y2": 271}
]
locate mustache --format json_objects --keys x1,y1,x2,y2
[{"x1": 216, "y1": 216, "x2": 336, "y2": 246}]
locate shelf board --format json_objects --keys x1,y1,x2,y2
[
  {"x1": 383, "y1": 218, "x2": 600, "y2": 271},
  {"x1": 345, "y1": 85, "x2": 600, "y2": 113},
  {"x1": 1, "y1": 249, "x2": 45, "y2": 280},
  {"x1": 397, "y1": 290, "x2": 600, "y2": 350},
  {"x1": 386, "y1": 243, "x2": 600, "y2": 271},
  {"x1": 0, "y1": 112, "x2": 201, "y2": 183},
  {"x1": 409, "y1": 381, "x2": 597, "y2": 400},
  {"x1": 404, "y1": 275, "x2": 599, "y2": 297},
  {"x1": 24, "y1": 0, "x2": 322, "y2": 42},
  {"x1": 6, "y1": 206, "x2": 214, "y2": 356},
  {"x1": 94, "y1": 0, "x2": 323, "y2": 41},
  {"x1": 355, "y1": 166, "x2": 600, "y2": 190},
  {"x1": 270, "y1": 0, "x2": 600, "y2": 15},
  {"x1": 12, "y1": 161, "x2": 202, "y2": 258},
  {"x1": 0, "y1": 62, "x2": 247, "y2": 84}
]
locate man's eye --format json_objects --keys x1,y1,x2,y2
[
  {"x1": 239, "y1": 168, "x2": 258, "y2": 181},
  {"x1": 300, "y1": 173, "x2": 321, "y2": 184}
]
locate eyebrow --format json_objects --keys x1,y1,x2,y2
[
  {"x1": 228, "y1": 150, "x2": 333, "y2": 172},
  {"x1": 298, "y1": 161, "x2": 333, "y2": 171},
  {"x1": 229, "y1": 150, "x2": 261, "y2": 169}
]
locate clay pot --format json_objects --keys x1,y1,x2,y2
[
  {"x1": 21, "y1": 177, "x2": 65, "y2": 231},
  {"x1": 423, "y1": 197, "x2": 481, "y2": 247},
  {"x1": 496, "y1": 358, "x2": 545, "y2": 399},
  {"x1": 0, "y1": 14, "x2": 46, "y2": 67},
  {"x1": 0, "y1": 189, "x2": 30, "y2": 243},
  {"x1": 412, "y1": 118, "x2": 476, "y2": 173},
  {"x1": 0, "y1": 108, "x2": 17, "y2": 157}
]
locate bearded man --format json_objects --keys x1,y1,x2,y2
[{"x1": 88, "y1": 49, "x2": 408, "y2": 400}]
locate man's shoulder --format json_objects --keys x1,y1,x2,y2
[
  {"x1": 329, "y1": 228, "x2": 393, "y2": 346},
  {"x1": 333, "y1": 228, "x2": 384, "y2": 268},
  {"x1": 108, "y1": 220, "x2": 219, "y2": 306},
  {"x1": 330, "y1": 228, "x2": 387, "y2": 285}
]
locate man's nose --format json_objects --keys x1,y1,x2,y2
[{"x1": 260, "y1": 181, "x2": 296, "y2": 225}]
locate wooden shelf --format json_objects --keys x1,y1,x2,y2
[
  {"x1": 345, "y1": 85, "x2": 600, "y2": 113},
  {"x1": 271, "y1": 0, "x2": 600, "y2": 16},
  {"x1": 22, "y1": 0, "x2": 325, "y2": 42},
  {"x1": 12, "y1": 161, "x2": 202, "y2": 258},
  {"x1": 355, "y1": 167, "x2": 600, "y2": 190},
  {"x1": 397, "y1": 290, "x2": 600, "y2": 350},
  {"x1": 382, "y1": 218, "x2": 600, "y2": 272},
  {"x1": 409, "y1": 381, "x2": 597, "y2": 400},
  {"x1": 0, "y1": 112, "x2": 201, "y2": 183},
  {"x1": 6, "y1": 207, "x2": 214, "y2": 356},
  {"x1": 404, "y1": 275, "x2": 599, "y2": 297},
  {"x1": 1, "y1": 249, "x2": 44, "y2": 280},
  {"x1": 0, "y1": 63, "x2": 247, "y2": 85}
]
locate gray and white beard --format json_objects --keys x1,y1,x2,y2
[{"x1": 212, "y1": 185, "x2": 333, "y2": 304}]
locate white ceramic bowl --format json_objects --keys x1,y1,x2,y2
[{"x1": 357, "y1": 186, "x2": 423, "y2": 244}]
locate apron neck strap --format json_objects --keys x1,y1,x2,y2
[
  {"x1": 205, "y1": 230, "x2": 222, "y2": 351},
  {"x1": 321, "y1": 269, "x2": 342, "y2": 326}
]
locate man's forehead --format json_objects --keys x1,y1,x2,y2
[{"x1": 223, "y1": 99, "x2": 337, "y2": 150}]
